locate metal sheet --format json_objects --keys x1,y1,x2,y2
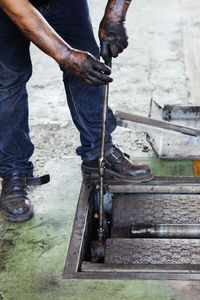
[
  {"x1": 112, "y1": 193, "x2": 200, "y2": 237},
  {"x1": 105, "y1": 238, "x2": 200, "y2": 264}
]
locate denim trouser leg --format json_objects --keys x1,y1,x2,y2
[
  {"x1": 43, "y1": 0, "x2": 117, "y2": 162},
  {"x1": 0, "y1": 0, "x2": 117, "y2": 178},
  {"x1": 0, "y1": 9, "x2": 34, "y2": 177}
]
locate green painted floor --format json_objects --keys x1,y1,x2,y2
[{"x1": 0, "y1": 156, "x2": 195, "y2": 300}]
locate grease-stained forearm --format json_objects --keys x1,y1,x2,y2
[
  {"x1": 105, "y1": 0, "x2": 132, "y2": 22},
  {"x1": 99, "y1": 0, "x2": 132, "y2": 60},
  {"x1": 0, "y1": 0, "x2": 113, "y2": 86},
  {"x1": 0, "y1": 0, "x2": 71, "y2": 64}
]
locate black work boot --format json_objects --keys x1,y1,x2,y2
[
  {"x1": 0, "y1": 173, "x2": 50, "y2": 222},
  {"x1": 82, "y1": 145, "x2": 154, "y2": 183}
]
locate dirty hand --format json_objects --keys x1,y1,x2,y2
[
  {"x1": 61, "y1": 49, "x2": 113, "y2": 86},
  {"x1": 99, "y1": 18, "x2": 128, "y2": 62}
]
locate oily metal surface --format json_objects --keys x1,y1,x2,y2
[
  {"x1": 105, "y1": 238, "x2": 200, "y2": 264},
  {"x1": 112, "y1": 194, "x2": 200, "y2": 236}
]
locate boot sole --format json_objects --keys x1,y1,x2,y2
[
  {"x1": 0, "y1": 205, "x2": 34, "y2": 222},
  {"x1": 82, "y1": 165, "x2": 155, "y2": 183}
]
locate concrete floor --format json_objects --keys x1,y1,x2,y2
[{"x1": 0, "y1": 0, "x2": 200, "y2": 299}]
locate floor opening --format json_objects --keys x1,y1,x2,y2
[{"x1": 64, "y1": 177, "x2": 200, "y2": 280}]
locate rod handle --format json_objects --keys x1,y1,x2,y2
[{"x1": 105, "y1": 58, "x2": 112, "y2": 69}]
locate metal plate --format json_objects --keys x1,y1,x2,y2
[
  {"x1": 105, "y1": 238, "x2": 200, "y2": 264},
  {"x1": 112, "y1": 193, "x2": 200, "y2": 238}
]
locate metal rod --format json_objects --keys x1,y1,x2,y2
[
  {"x1": 98, "y1": 60, "x2": 111, "y2": 243},
  {"x1": 115, "y1": 110, "x2": 200, "y2": 136},
  {"x1": 129, "y1": 224, "x2": 200, "y2": 239}
]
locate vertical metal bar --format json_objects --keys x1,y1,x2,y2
[{"x1": 98, "y1": 60, "x2": 111, "y2": 243}]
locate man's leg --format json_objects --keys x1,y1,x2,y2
[
  {"x1": 42, "y1": 0, "x2": 153, "y2": 182},
  {"x1": 0, "y1": 8, "x2": 36, "y2": 222},
  {"x1": 0, "y1": 9, "x2": 34, "y2": 177},
  {"x1": 43, "y1": 0, "x2": 116, "y2": 162}
]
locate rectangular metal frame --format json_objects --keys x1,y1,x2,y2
[{"x1": 63, "y1": 178, "x2": 200, "y2": 280}]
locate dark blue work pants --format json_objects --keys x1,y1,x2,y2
[{"x1": 0, "y1": 0, "x2": 116, "y2": 177}]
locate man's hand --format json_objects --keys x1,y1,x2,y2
[
  {"x1": 0, "y1": 0, "x2": 112, "y2": 86},
  {"x1": 99, "y1": 0, "x2": 132, "y2": 62},
  {"x1": 99, "y1": 19, "x2": 128, "y2": 62},
  {"x1": 61, "y1": 49, "x2": 112, "y2": 86}
]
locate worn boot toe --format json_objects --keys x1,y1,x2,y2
[
  {"x1": 0, "y1": 173, "x2": 50, "y2": 222},
  {"x1": 82, "y1": 145, "x2": 154, "y2": 183},
  {"x1": 0, "y1": 174, "x2": 33, "y2": 222}
]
